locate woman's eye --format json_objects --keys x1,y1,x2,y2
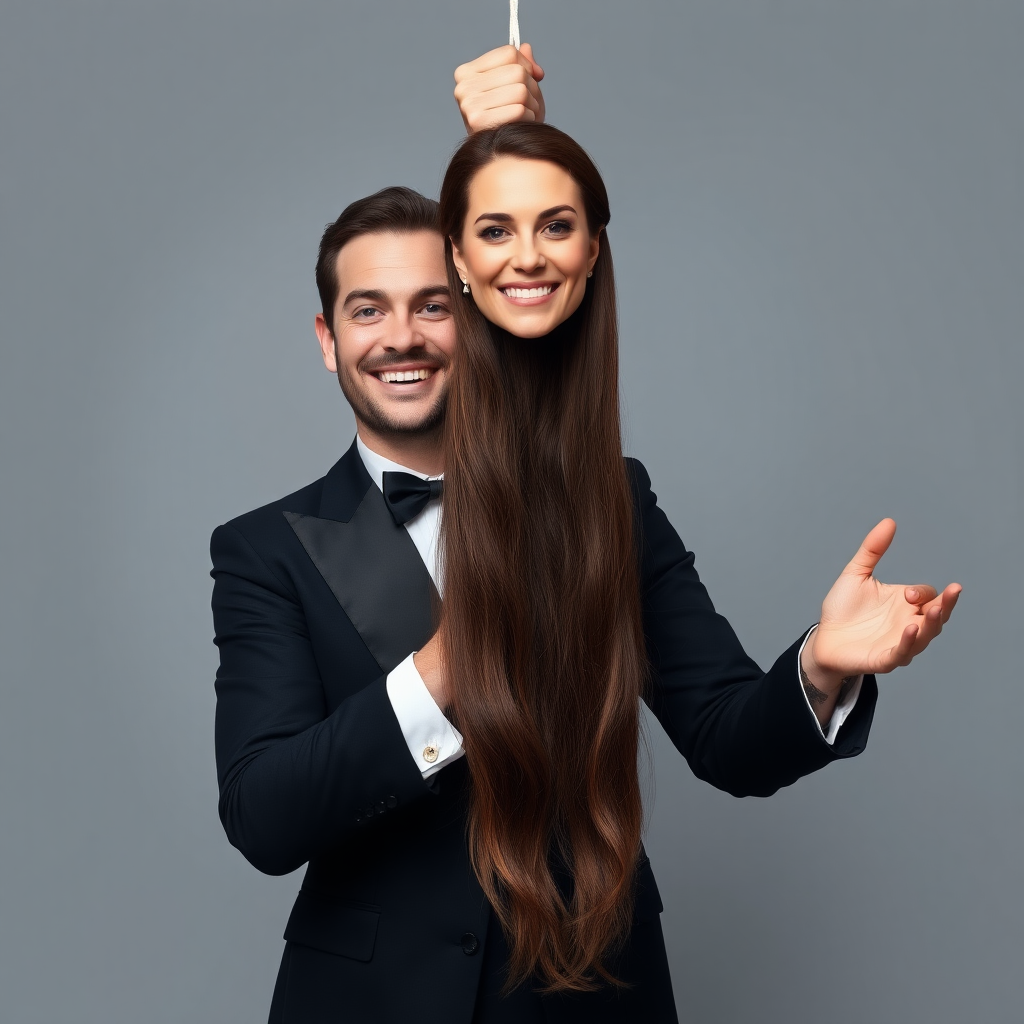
[
  {"x1": 480, "y1": 226, "x2": 509, "y2": 241},
  {"x1": 545, "y1": 220, "x2": 573, "y2": 236}
]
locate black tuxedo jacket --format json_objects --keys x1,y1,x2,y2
[{"x1": 211, "y1": 441, "x2": 877, "y2": 1023}]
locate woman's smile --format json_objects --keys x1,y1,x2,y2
[{"x1": 498, "y1": 281, "x2": 560, "y2": 305}]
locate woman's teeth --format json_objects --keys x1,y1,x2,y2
[
  {"x1": 502, "y1": 285, "x2": 554, "y2": 299},
  {"x1": 376, "y1": 368, "x2": 433, "y2": 383}
]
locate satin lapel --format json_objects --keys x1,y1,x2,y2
[{"x1": 284, "y1": 484, "x2": 439, "y2": 675}]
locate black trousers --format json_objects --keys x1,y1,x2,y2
[{"x1": 471, "y1": 911, "x2": 679, "y2": 1024}]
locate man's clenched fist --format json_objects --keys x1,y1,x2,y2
[{"x1": 454, "y1": 43, "x2": 546, "y2": 133}]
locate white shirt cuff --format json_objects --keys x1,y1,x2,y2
[
  {"x1": 385, "y1": 652, "x2": 465, "y2": 778},
  {"x1": 798, "y1": 626, "x2": 863, "y2": 745}
]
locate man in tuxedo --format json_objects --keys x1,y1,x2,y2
[{"x1": 211, "y1": 47, "x2": 883, "y2": 1023}]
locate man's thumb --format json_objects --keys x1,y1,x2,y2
[{"x1": 519, "y1": 43, "x2": 544, "y2": 80}]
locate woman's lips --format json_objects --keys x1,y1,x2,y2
[{"x1": 498, "y1": 283, "x2": 560, "y2": 307}]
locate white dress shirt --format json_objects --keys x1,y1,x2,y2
[
  {"x1": 356, "y1": 437, "x2": 862, "y2": 778},
  {"x1": 356, "y1": 437, "x2": 463, "y2": 778}
]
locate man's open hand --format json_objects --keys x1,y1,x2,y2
[
  {"x1": 808, "y1": 518, "x2": 962, "y2": 679},
  {"x1": 454, "y1": 43, "x2": 545, "y2": 133}
]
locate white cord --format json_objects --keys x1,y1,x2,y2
[{"x1": 509, "y1": 0, "x2": 520, "y2": 49}]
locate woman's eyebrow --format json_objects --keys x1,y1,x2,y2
[
  {"x1": 473, "y1": 204, "x2": 578, "y2": 226},
  {"x1": 537, "y1": 205, "x2": 577, "y2": 219}
]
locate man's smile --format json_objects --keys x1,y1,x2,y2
[
  {"x1": 374, "y1": 367, "x2": 436, "y2": 383},
  {"x1": 361, "y1": 361, "x2": 445, "y2": 392}
]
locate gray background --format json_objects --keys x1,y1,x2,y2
[{"x1": 1, "y1": 1, "x2": 1020, "y2": 1021}]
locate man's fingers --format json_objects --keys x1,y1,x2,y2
[
  {"x1": 456, "y1": 44, "x2": 520, "y2": 77},
  {"x1": 944, "y1": 583, "x2": 963, "y2": 615},
  {"x1": 843, "y1": 518, "x2": 897, "y2": 577},
  {"x1": 463, "y1": 62, "x2": 542, "y2": 100},
  {"x1": 937, "y1": 583, "x2": 962, "y2": 623},
  {"x1": 455, "y1": 44, "x2": 533, "y2": 81},
  {"x1": 888, "y1": 600, "x2": 949, "y2": 670},
  {"x1": 465, "y1": 104, "x2": 537, "y2": 132},
  {"x1": 480, "y1": 81, "x2": 540, "y2": 113},
  {"x1": 519, "y1": 42, "x2": 544, "y2": 81},
  {"x1": 904, "y1": 584, "x2": 938, "y2": 605},
  {"x1": 917, "y1": 603, "x2": 944, "y2": 647},
  {"x1": 912, "y1": 582, "x2": 961, "y2": 621},
  {"x1": 453, "y1": 45, "x2": 545, "y2": 133},
  {"x1": 462, "y1": 83, "x2": 541, "y2": 122},
  {"x1": 457, "y1": 81, "x2": 541, "y2": 131},
  {"x1": 876, "y1": 585, "x2": 960, "y2": 672},
  {"x1": 888, "y1": 622, "x2": 920, "y2": 668}
]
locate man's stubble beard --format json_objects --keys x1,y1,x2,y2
[{"x1": 335, "y1": 360, "x2": 449, "y2": 442}]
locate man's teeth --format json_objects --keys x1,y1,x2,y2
[
  {"x1": 377, "y1": 368, "x2": 433, "y2": 383},
  {"x1": 503, "y1": 285, "x2": 554, "y2": 299}
]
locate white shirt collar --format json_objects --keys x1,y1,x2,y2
[{"x1": 355, "y1": 435, "x2": 443, "y2": 493}]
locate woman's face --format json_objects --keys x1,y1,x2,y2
[{"x1": 451, "y1": 157, "x2": 601, "y2": 339}]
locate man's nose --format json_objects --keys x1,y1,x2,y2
[{"x1": 384, "y1": 311, "x2": 423, "y2": 351}]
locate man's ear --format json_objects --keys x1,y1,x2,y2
[
  {"x1": 314, "y1": 313, "x2": 338, "y2": 372},
  {"x1": 587, "y1": 228, "x2": 602, "y2": 276},
  {"x1": 451, "y1": 240, "x2": 469, "y2": 285}
]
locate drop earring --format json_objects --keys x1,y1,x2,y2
[{"x1": 462, "y1": 279, "x2": 470, "y2": 294}]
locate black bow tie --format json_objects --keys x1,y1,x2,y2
[{"x1": 381, "y1": 471, "x2": 444, "y2": 526}]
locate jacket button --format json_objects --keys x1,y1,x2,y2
[
  {"x1": 386, "y1": 795, "x2": 398, "y2": 809},
  {"x1": 461, "y1": 932, "x2": 479, "y2": 955},
  {"x1": 376, "y1": 800, "x2": 387, "y2": 814}
]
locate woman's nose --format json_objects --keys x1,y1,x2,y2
[{"x1": 511, "y1": 238, "x2": 545, "y2": 272}]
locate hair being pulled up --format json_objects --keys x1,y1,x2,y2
[{"x1": 438, "y1": 123, "x2": 648, "y2": 994}]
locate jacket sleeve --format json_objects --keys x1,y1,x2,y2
[
  {"x1": 211, "y1": 521, "x2": 432, "y2": 876},
  {"x1": 628, "y1": 459, "x2": 878, "y2": 797}
]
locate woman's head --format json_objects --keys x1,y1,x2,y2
[{"x1": 440, "y1": 123, "x2": 610, "y2": 338}]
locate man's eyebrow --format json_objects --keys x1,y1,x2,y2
[
  {"x1": 342, "y1": 288, "x2": 388, "y2": 306},
  {"x1": 473, "y1": 205, "x2": 578, "y2": 225},
  {"x1": 342, "y1": 285, "x2": 450, "y2": 307},
  {"x1": 411, "y1": 285, "x2": 451, "y2": 303}
]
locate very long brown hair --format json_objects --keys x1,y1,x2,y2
[{"x1": 438, "y1": 124, "x2": 648, "y2": 993}]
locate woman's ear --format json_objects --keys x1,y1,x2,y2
[
  {"x1": 451, "y1": 239, "x2": 469, "y2": 284},
  {"x1": 587, "y1": 227, "x2": 602, "y2": 276}
]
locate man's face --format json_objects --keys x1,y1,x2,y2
[{"x1": 315, "y1": 230, "x2": 454, "y2": 441}]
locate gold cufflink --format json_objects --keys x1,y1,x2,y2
[{"x1": 423, "y1": 745, "x2": 439, "y2": 763}]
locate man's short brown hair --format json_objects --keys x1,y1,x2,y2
[{"x1": 315, "y1": 186, "x2": 441, "y2": 335}]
